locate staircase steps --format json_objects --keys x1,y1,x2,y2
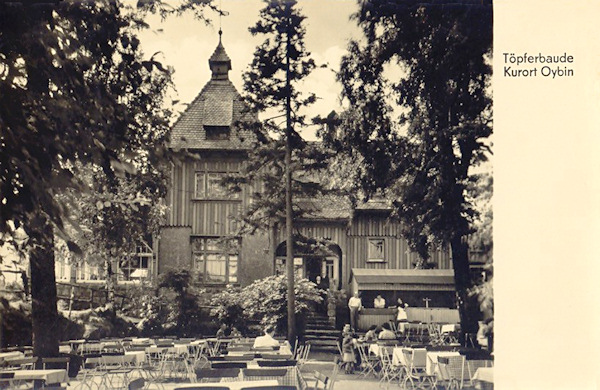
[{"x1": 303, "y1": 313, "x2": 341, "y2": 354}]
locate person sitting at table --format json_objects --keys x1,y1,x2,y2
[
  {"x1": 378, "y1": 322, "x2": 396, "y2": 340},
  {"x1": 253, "y1": 326, "x2": 280, "y2": 349},
  {"x1": 216, "y1": 323, "x2": 228, "y2": 339},
  {"x1": 363, "y1": 325, "x2": 378, "y2": 342},
  {"x1": 230, "y1": 326, "x2": 242, "y2": 338},
  {"x1": 373, "y1": 294, "x2": 386, "y2": 308}
]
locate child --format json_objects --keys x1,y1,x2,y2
[{"x1": 341, "y1": 331, "x2": 356, "y2": 374}]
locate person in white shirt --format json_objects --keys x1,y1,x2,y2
[
  {"x1": 253, "y1": 327, "x2": 280, "y2": 349},
  {"x1": 348, "y1": 292, "x2": 363, "y2": 331},
  {"x1": 374, "y1": 294, "x2": 386, "y2": 309}
]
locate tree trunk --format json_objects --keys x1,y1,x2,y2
[
  {"x1": 450, "y1": 235, "x2": 479, "y2": 335},
  {"x1": 284, "y1": 17, "x2": 296, "y2": 345},
  {"x1": 29, "y1": 215, "x2": 59, "y2": 358}
]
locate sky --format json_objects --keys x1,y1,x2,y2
[{"x1": 137, "y1": 0, "x2": 363, "y2": 140}]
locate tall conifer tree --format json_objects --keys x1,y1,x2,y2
[{"x1": 234, "y1": 0, "x2": 318, "y2": 343}]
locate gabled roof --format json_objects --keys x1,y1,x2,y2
[{"x1": 168, "y1": 35, "x2": 255, "y2": 151}]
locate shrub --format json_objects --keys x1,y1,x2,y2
[
  {"x1": 136, "y1": 269, "x2": 207, "y2": 337},
  {"x1": 210, "y1": 275, "x2": 322, "y2": 335}
]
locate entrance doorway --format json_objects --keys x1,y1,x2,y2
[{"x1": 274, "y1": 240, "x2": 342, "y2": 290}]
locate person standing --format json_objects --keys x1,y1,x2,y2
[{"x1": 348, "y1": 292, "x2": 362, "y2": 331}]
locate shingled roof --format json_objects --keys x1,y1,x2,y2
[{"x1": 169, "y1": 34, "x2": 255, "y2": 151}]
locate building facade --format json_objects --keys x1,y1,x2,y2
[{"x1": 156, "y1": 36, "x2": 455, "y2": 305}]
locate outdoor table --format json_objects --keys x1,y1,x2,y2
[
  {"x1": 175, "y1": 379, "x2": 279, "y2": 389},
  {"x1": 0, "y1": 351, "x2": 23, "y2": 362},
  {"x1": 426, "y1": 351, "x2": 461, "y2": 375},
  {"x1": 131, "y1": 338, "x2": 151, "y2": 345},
  {"x1": 440, "y1": 324, "x2": 458, "y2": 334},
  {"x1": 86, "y1": 351, "x2": 144, "y2": 366},
  {"x1": 146, "y1": 344, "x2": 189, "y2": 355},
  {"x1": 472, "y1": 367, "x2": 493, "y2": 382},
  {"x1": 10, "y1": 369, "x2": 68, "y2": 385}
]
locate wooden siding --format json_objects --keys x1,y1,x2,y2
[{"x1": 167, "y1": 155, "x2": 250, "y2": 236}]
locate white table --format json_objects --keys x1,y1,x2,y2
[
  {"x1": 426, "y1": 351, "x2": 460, "y2": 375},
  {"x1": 0, "y1": 351, "x2": 23, "y2": 362},
  {"x1": 146, "y1": 344, "x2": 189, "y2": 355},
  {"x1": 11, "y1": 369, "x2": 68, "y2": 384},
  {"x1": 472, "y1": 367, "x2": 493, "y2": 383},
  {"x1": 175, "y1": 379, "x2": 279, "y2": 389},
  {"x1": 86, "y1": 351, "x2": 145, "y2": 366}
]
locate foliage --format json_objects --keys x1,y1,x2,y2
[
  {"x1": 333, "y1": 0, "x2": 493, "y2": 332},
  {"x1": 210, "y1": 275, "x2": 322, "y2": 334},
  {"x1": 136, "y1": 270, "x2": 206, "y2": 337},
  {"x1": 223, "y1": 0, "x2": 335, "y2": 239},
  {"x1": 467, "y1": 172, "x2": 493, "y2": 262},
  {"x1": 0, "y1": 1, "x2": 213, "y2": 355}
]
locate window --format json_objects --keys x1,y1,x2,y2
[
  {"x1": 367, "y1": 238, "x2": 385, "y2": 262},
  {"x1": 205, "y1": 125, "x2": 230, "y2": 140},
  {"x1": 55, "y1": 258, "x2": 71, "y2": 282},
  {"x1": 192, "y1": 237, "x2": 239, "y2": 284},
  {"x1": 195, "y1": 172, "x2": 240, "y2": 200},
  {"x1": 275, "y1": 257, "x2": 304, "y2": 279},
  {"x1": 76, "y1": 262, "x2": 104, "y2": 282},
  {"x1": 117, "y1": 244, "x2": 152, "y2": 282}
]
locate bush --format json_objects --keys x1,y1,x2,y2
[
  {"x1": 136, "y1": 269, "x2": 209, "y2": 337},
  {"x1": 210, "y1": 275, "x2": 322, "y2": 335}
]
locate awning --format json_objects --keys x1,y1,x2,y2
[{"x1": 351, "y1": 268, "x2": 455, "y2": 291}]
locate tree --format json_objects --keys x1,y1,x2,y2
[
  {"x1": 335, "y1": 0, "x2": 493, "y2": 333},
  {"x1": 0, "y1": 1, "x2": 212, "y2": 357},
  {"x1": 233, "y1": 0, "x2": 318, "y2": 344}
]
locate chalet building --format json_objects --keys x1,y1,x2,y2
[{"x1": 156, "y1": 35, "x2": 457, "y2": 308}]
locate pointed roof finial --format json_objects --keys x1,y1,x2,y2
[{"x1": 209, "y1": 29, "x2": 231, "y2": 80}]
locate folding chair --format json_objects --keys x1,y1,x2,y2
[
  {"x1": 435, "y1": 355, "x2": 465, "y2": 390},
  {"x1": 4, "y1": 357, "x2": 38, "y2": 370},
  {"x1": 355, "y1": 343, "x2": 379, "y2": 378},
  {"x1": 295, "y1": 344, "x2": 310, "y2": 368},
  {"x1": 401, "y1": 348, "x2": 436, "y2": 389},
  {"x1": 309, "y1": 365, "x2": 339, "y2": 390},
  {"x1": 72, "y1": 353, "x2": 108, "y2": 390},
  {"x1": 378, "y1": 346, "x2": 404, "y2": 388}
]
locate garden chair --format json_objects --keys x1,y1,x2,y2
[
  {"x1": 435, "y1": 355, "x2": 465, "y2": 390},
  {"x1": 99, "y1": 352, "x2": 134, "y2": 389},
  {"x1": 378, "y1": 346, "x2": 404, "y2": 388},
  {"x1": 401, "y1": 348, "x2": 436, "y2": 389},
  {"x1": 161, "y1": 350, "x2": 195, "y2": 381},
  {"x1": 294, "y1": 344, "x2": 310, "y2": 368},
  {"x1": 4, "y1": 356, "x2": 38, "y2": 370},
  {"x1": 308, "y1": 365, "x2": 338, "y2": 390},
  {"x1": 355, "y1": 343, "x2": 379, "y2": 378},
  {"x1": 72, "y1": 353, "x2": 108, "y2": 390}
]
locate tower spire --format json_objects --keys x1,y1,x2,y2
[{"x1": 208, "y1": 29, "x2": 231, "y2": 80}]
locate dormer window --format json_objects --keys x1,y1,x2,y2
[{"x1": 205, "y1": 125, "x2": 230, "y2": 140}]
